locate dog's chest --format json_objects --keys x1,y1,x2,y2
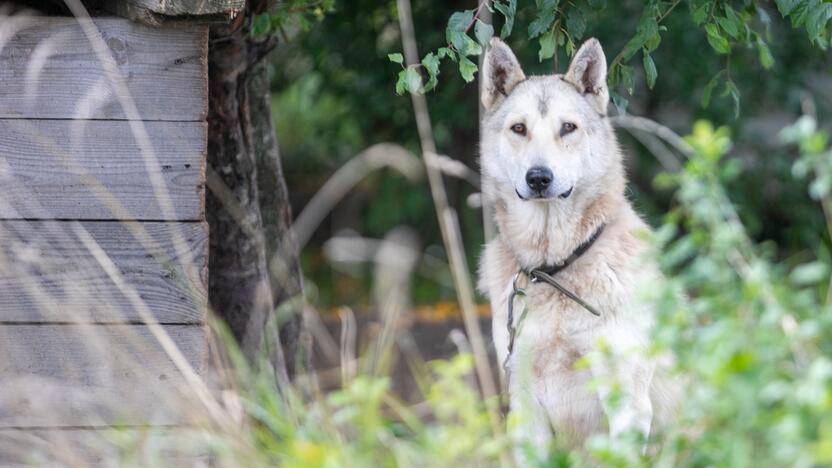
[
  {"x1": 509, "y1": 286, "x2": 602, "y2": 366},
  {"x1": 506, "y1": 294, "x2": 609, "y2": 443}
]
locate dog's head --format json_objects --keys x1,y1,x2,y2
[{"x1": 480, "y1": 38, "x2": 623, "y2": 207}]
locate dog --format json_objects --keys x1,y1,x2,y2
[{"x1": 477, "y1": 38, "x2": 679, "y2": 456}]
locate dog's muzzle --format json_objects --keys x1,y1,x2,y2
[
  {"x1": 518, "y1": 166, "x2": 573, "y2": 200},
  {"x1": 515, "y1": 185, "x2": 574, "y2": 200}
]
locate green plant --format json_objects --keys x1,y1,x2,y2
[{"x1": 391, "y1": 0, "x2": 832, "y2": 114}]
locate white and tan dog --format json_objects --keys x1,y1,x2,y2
[{"x1": 478, "y1": 38, "x2": 678, "y2": 455}]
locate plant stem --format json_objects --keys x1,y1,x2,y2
[
  {"x1": 397, "y1": 0, "x2": 508, "y2": 464},
  {"x1": 822, "y1": 197, "x2": 832, "y2": 304}
]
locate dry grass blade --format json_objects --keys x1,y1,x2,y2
[
  {"x1": 395, "y1": 0, "x2": 507, "y2": 463},
  {"x1": 292, "y1": 142, "x2": 423, "y2": 249}
]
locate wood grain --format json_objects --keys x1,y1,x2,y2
[
  {"x1": 0, "y1": 221, "x2": 208, "y2": 324},
  {"x1": 0, "y1": 119, "x2": 205, "y2": 221},
  {"x1": 118, "y1": 0, "x2": 244, "y2": 17},
  {"x1": 0, "y1": 17, "x2": 207, "y2": 121},
  {"x1": 0, "y1": 324, "x2": 208, "y2": 428}
]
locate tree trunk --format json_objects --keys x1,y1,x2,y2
[{"x1": 207, "y1": 2, "x2": 303, "y2": 379}]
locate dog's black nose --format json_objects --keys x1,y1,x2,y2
[{"x1": 525, "y1": 166, "x2": 553, "y2": 192}]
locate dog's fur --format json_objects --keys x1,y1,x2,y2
[{"x1": 477, "y1": 38, "x2": 679, "y2": 453}]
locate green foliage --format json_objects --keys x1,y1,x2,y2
[
  {"x1": 628, "y1": 118, "x2": 832, "y2": 466},
  {"x1": 776, "y1": 0, "x2": 832, "y2": 45},
  {"x1": 251, "y1": 0, "x2": 335, "y2": 37},
  {"x1": 493, "y1": 0, "x2": 517, "y2": 38},
  {"x1": 390, "y1": 0, "x2": 832, "y2": 114},
  {"x1": 198, "y1": 354, "x2": 508, "y2": 467},
  {"x1": 781, "y1": 115, "x2": 832, "y2": 201},
  {"x1": 271, "y1": 74, "x2": 363, "y2": 169}
]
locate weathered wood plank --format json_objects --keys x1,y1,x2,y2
[
  {"x1": 0, "y1": 17, "x2": 207, "y2": 121},
  {"x1": 0, "y1": 324, "x2": 208, "y2": 428},
  {"x1": 0, "y1": 119, "x2": 205, "y2": 221},
  {"x1": 0, "y1": 427, "x2": 208, "y2": 466},
  {"x1": 105, "y1": 0, "x2": 244, "y2": 23},
  {"x1": 125, "y1": 0, "x2": 244, "y2": 16},
  {"x1": 0, "y1": 221, "x2": 208, "y2": 323}
]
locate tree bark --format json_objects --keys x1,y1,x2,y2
[{"x1": 207, "y1": 1, "x2": 303, "y2": 379}]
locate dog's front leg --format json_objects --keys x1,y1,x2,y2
[
  {"x1": 590, "y1": 348, "x2": 655, "y2": 448},
  {"x1": 509, "y1": 387, "x2": 554, "y2": 464}
]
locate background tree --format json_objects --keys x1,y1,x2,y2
[{"x1": 207, "y1": 0, "x2": 323, "y2": 378}]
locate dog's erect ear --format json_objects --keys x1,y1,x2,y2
[
  {"x1": 565, "y1": 38, "x2": 609, "y2": 114},
  {"x1": 481, "y1": 38, "x2": 526, "y2": 110}
]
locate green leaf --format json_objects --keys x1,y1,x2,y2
[
  {"x1": 757, "y1": 40, "x2": 775, "y2": 69},
  {"x1": 529, "y1": 10, "x2": 556, "y2": 38},
  {"x1": 644, "y1": 32, "x2": 662, "y2": 53},
  {"x1": 438, "y1": 47, "x2": 457, "y2": 62},
  {"x1": 461, "y1": 35, "x2": 483, "y2": 56},
  {"x1": 790, "y1": 261, "x2": 830, "y2": 285},
  {"x1": 251, "y1": 13, "x2": 271, "y2": 36},
  {"x1": 716, "y1": 17, "x2": 739, "y2": 39},
  {"x1": 565, "y1": 9, "x2": 587, "y2": 40},
  {"x1": 539, "y1": 29, "x2": 557, "y2": 61},
  {"x1": 395, "y1": 69, "x2": 407, "y2": 95},
  {"x1": 704, "y1": 23, "x2": 731, "y2": 54},
  {"x1": 447, "y1": 10, "x2": 473, "y2": 33},
  {"x1": 643, "y1": 52, "x2": 657, "y2": 89},
  {"x1": 388, "y1": 53, "x2": 404, "y2": 64},
  {"x1": 421, "y1": 52, "x2": 440, "y2": 92},
  {"x1": 619, "y1": 64, "x2": 635, "y2": 95},
  {"x1": 474, "y1": 19, "x2": 494, "y2": 47},
  {"x1": 422, "y1": 53, "x2": 440, "y2": 76},
  {"x1": 722, "y1": 79, "x2": 741, "y2": 118},
  {"x1": 776, "y1": 0, "x2": 804, "y2": 16},
  {"x1": 607, "y1": 63, "x2": 619, "y2": 87},
  {"x1": 805, "y1": 3, "x2": 832, "y2": 41},
  {"x1": 701, "y1": 70, "x2": 725, "y2": 108},
  {"x1": 619, "y1": 15, "x2": 658, "y2": 61},
  {"x1": 565, "y1": 37, "x2": 576, "y2": 56},
  {"x1": 446, "y1": 10, "x2": 474, "y2": 51},
  {"x1": 717, "y1": 6, "x2": 741, "y2": 38},
  {"x1": 494, "y1": 0, "x2": 517, "y2": 38},
  {"x1": 692, "y1": 3, "x2": 709, "y2": 25},
  {"x1": 458, "y1": 56, "x2": 478, "y2": 82},
  {"x1": 396, "y1": 67, "x2": 422, "y2": 95},
  {"x1": 611, "y1": 91, "x2": 629, "y2": 115}
]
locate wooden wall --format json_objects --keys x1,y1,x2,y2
[{"x1": 0, "y1": 17, "x2": 210, "y2": 463}]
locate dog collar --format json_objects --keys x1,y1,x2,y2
[
  {"x1": 525, "y1": 223, "x2": 606, "y2": 278},
  {"x1": 502, "y1": 224, "x2": 606, "y2": 391}
]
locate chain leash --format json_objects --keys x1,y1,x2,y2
[{"x1": 501, "y1": 269, "x2": 601, "y2": 405}]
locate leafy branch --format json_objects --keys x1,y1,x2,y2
[
  {"x1": 250, "y1": 0, "x2": 335, "y2": 38},
  {"x1": 390, "y1": 0, "x2": 517, "y2": 95},
  {"x1": 390, "y1": 0, "x2": 832, "y2": 117}
]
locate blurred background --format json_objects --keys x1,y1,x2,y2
[{"x1": 271, "y1": 0, "x2": 831, "y2": 339}]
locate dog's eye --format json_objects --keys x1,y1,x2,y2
[
  {"x1": 561, "y1": 122, "x2": 577, "y2": 136},
  {"x1": 510, "y1": 123, "x2": 527, "y2": 136}
]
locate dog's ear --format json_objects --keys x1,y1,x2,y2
[
  {"x1": 481, "y1": 38, "x2": 526, "y2": 110},
  {"x1": 565, "y1": 38, "x2": 609, "y2": 115}
]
